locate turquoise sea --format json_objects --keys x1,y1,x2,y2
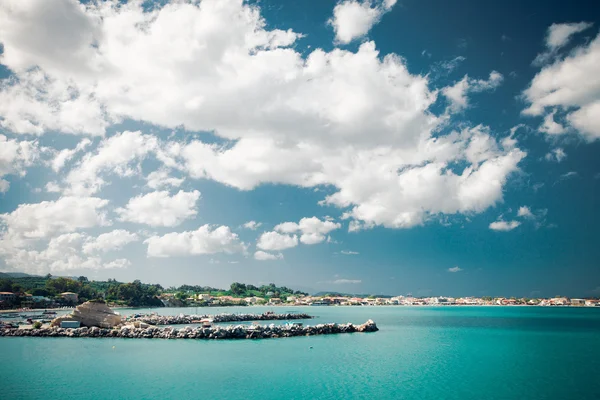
[{"x1": 2, "y1": 306, "x2": 600, "y2": 400}]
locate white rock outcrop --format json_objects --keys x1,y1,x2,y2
[{"x1": 52, "y1": 301, "x2": 122, "y2": 328}]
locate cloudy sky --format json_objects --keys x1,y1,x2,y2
[{"x1": 0, "y1": 0, "x2": 599, "y2": 297}]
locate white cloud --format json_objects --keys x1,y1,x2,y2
[
  {"x1": 116, "y1": 190, "x2": 200, "y2": 227},
  {"x1": 545, "y1": 148, "x2": 567, "y2": 163},
  {"x1": 546, "y1": 22, "x2": 593, "y2": 50},
  {"x1": 45, "y1": 182, "x2": 61, "y2": 193},
  {"x1": 539, "y1": 111, "x2": 566, "y2": 135},
  {"x1": 443, "y1": 71, "x2": 504, "y2": 111},
  {"x1": 489, "y1": 220, "x2": 520, "y2": 231},
  {"x1": 333, "y1": 279, "x2": 361, "y2": 284},
  {"x1": 274, "y1": 217, "x2": 341, "y2": 245},
  {"x1": 533, "y1": 22, "x2": 593, "y2": 66},
  {"x1": 524, "y1": 30, "x2": 600, "y2": 140},
  {"x1": 254, "y1": 250, "x2": 283, "y2": 261},
  {"x1": 340, "y1": 250, "x2": 359, "y2": 255},
  {"x1": 243, "y1": 221, "x2": 262, "y2": 230},
  {"x1": 568, "y1": 101, "x2": 600, "y2": 138},
  {"x1": 0, "y1": 231, "x2": 131, "y2": 274},
  {"x1": 145, "y1": 224, "x2": 246, "y2": 258},
  {"x1": 104, "y1": 259, "x2": 131, "y2": 269},
  {"x1": 0, "y1": 196, "x2": 109, "y2": 241},
  {"x1": 0, "y1": 134, "x2": 39, "y2": 193},
  {"x1": 329, "y1": 0, "x2": 396, "y2": 44},
  {"x1": 82, "y1": 229, "x2": 138, "y2": 254},
  {"x1": 559, "y1": 171, "x2": 578, "y2": 181},
  {"x1": 448, "y1": 266, "x2": 462, "y2": 273},
  {"x1": 0, "y1": 0, "x2": 525, "y2": 231},
  {"x1": 256, "y1": 231, "x2": 298, "y2": 251},
  {"x1": 517, "y1": 206, "x2": 534, "y2": 219},
  {"x1": 65, "y1": 131, "x2": 159, "y2": 196},
  {"x1": 146, "y1": 168, "x2": 184, "y2": 190},
  {"x1": 51, "y1": 138, "x2": 92, "y2": 173}
]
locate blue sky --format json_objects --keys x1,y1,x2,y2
[{"x1": 0, "y1": 0, "x2": 599, "y2": 297}]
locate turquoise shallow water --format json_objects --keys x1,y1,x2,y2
[{"x1": 2, "y1": 306, "x2": 600, "y2": 400}]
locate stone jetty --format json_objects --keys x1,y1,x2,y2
[
  {"x1": 125, "y1": 312, "x2": 313, "y2": 325},
  {"x1": 0, "y1": 320, "x2": 378, "y2": 340}
]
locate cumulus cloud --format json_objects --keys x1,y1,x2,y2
[
  {"x1": 443, "y1": 71, "x2": 504, "y2": 111},
  {"x1": 340, "y1": 250, "x2": 360, "y2": 255},
  {"x1": 329, "y1": 0, "x2": 397, "y2": 44},
  {"x1": 51, "y1": 138, "x2": 92, "y2": 173},
  {"x1": 274, "y1": 217, "x2": 341, "y2": 245},
  {"x1": 0, "y1": 230, "x2": 132, "y2": 274},
  {"x1": 533, "y1": 22, "x2": 594, "y2": 65},
  {"x1": 64, "y1": 131, "x2": 159, "y2": 196},
  {"x1": 146, "y1": 168, "x2": 184, "y2": 190},
  {"x1": 545, "y1": 148, "x2": 567, "y2": 163},
  {"x1": 0, "y1": 0, "x2": 526, "y2": 232},
  {"x1": 0, "y1": 196, "x2": 110, "y2": 241},
  {"x1": 516, "y1": 206, "x2": 549, "y2": 229},
  {"x1": 517, "y1": 206, "x2": 535, "y2": 219},
  {"x1": 539, "y1": 111, "x2": 567, "y2": 135},
  {"x1": 256, "y1": 231, "x2": 299, "y2": 251},
  {"x1": 546, "y1": 22, "x2": 594, "y2": 49},
  {"x1": 116, "y1": 190, "x2": 200, "y2": 227},
  {"x1": 489, "y1": 220, "x2": 520, "y2": 231},
  {"x1": 0, "y1": 134, "x2": 39, "y2": 193},
  {"x1": 145, "y1": 225, "x2": 246, "y2": 258},
  {"x1": 448, "y1": 266, "x2": 462, "y2": 272},
  {"x1": 254, "y1": 250, "x2": 283, "y2": 261},
  {"x1": 524, "y1": 28, "x2": 600, "y2": 141},
  {"x1": 82, "y1": 229, "x2": 138, "y2": 254},
  {"x1": 243, "y1": 221, "x2": 262, "y2": 230}
]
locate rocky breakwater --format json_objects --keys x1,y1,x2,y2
[
  {"x1": 0, "y1": 320, "x2": 378, "y2": 340},
  {"x1": 51, "y1": 300, "x2": 122, "y2": 328},
  {"x1": 126, "y1": 312, "x2": 313, "y2": 325}
]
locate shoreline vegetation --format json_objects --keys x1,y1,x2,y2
[{"x1": 1, "y1": 274, "x2": 599, "y2": 311}]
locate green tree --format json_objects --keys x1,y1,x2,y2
[{"x1": 230, "y1": 282, "x2": 247, "y2": 296}]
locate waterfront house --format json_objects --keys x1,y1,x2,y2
[
  {"x1": 286, "y1": 296, "x2": 297, "y2": 303},
  {"x1": 585, "y1": 300, "x2": 599, "y2": 307},
  {"x1": 61, "y1": 292, "x2": 79, "y2": 303},
  {"x1": 269, "y1": 298, "x2": 282, "y2": 305},
  {"x1": 550, "y1": 297, "x2": 570, "y2": 306},
  {"x1": 197, "y1": 294, "x2": 212, "y2": 301},
  {"x1": 570, "y1": 299, "x2": 586, "y2": 306},
  {"x1": 244, "y1": 296, "x2": 265, "y2": 304},
  {"x1": 0, "y1": 292, "x2": 16, "y2": 302}
]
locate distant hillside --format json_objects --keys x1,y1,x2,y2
[
  {"x1": 313, "y1": 291, "x2": 394, "y2": 298},
  {"x1": 0, "y1": 272, "x2": 39, "y2": 278}
]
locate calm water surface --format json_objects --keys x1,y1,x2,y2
[{"x1": 2, "y1": 306, "x2": 599, "y2": 400}]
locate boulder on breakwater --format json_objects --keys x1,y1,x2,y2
[
  {"x1": 125, "y1": 312, "x2": 313, "y2": 326},
  {"x1": 1, "y1": 320, "x2": 378, "y2": 340},
  {"x1": 51, "y1": 300, "x2": 122, "y2": 328}
]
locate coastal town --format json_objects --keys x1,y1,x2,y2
[
  {"x1": 165, "y1": 293, "x2": 600, "y2": 307},
  {"x1": 1, "y1": 272, "x2": 599, "y2": 311},
  {"x1": 2, "y1": 289, "x2": 600, "y2": 310}
]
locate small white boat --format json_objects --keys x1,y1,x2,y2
[{"x1": 200, "y1": 318, "x2": 213, "y2": 328}]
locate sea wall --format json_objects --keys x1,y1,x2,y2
[
  {"x1": 125, "y1": 312, "x2": 313, "y2": 325},
  {"x1": 0, "y1": 320, "x2": 378, "y2": 340}
]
